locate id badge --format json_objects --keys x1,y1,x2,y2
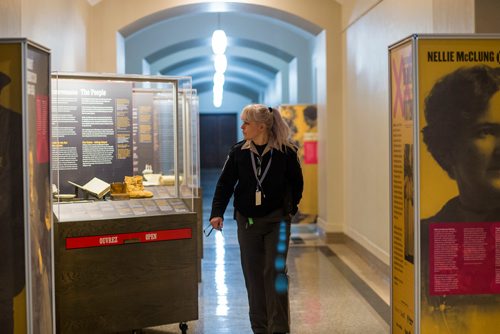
[{"x1": 255, "y1": 190, "x2": 262, "y2": 206}]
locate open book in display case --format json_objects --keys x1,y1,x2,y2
[{"x1": 51, "y1": 73, "x2": 201, "y2": 333}]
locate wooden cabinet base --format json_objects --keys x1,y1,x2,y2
[{"x1": 54, "y1": 213, "x2": 198, "y2": 333}]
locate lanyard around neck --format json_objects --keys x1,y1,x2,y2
[{"x1": 251, "y1": 149, "x2": 272, "y2": 190}]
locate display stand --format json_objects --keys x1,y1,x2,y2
[
  {"x1": 389, "y1": 34, "x2": 500, "y2": 334},
  {"x1": 52, "y1": 73, "x2": 200, "y2": 333},
  {"x1": 53, "y1": 205, "x2": 197, "y2": 333}
]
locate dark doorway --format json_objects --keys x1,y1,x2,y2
[{"x1": 200, "y1": 113, "x2": 238, "y2": 169}]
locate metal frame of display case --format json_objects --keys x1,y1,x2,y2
[{"x1": 178, "y1": 88, "x2": 203, "y2": 281}]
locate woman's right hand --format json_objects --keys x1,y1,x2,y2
[{"x1": 210, "y1": 216, "x2": 224, "y2": 230}]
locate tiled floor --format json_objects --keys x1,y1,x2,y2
[{"x1": 144, "y1": 169, "x2": 390, "y2": 334}]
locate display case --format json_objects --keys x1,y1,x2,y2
[
  {"x1": 51, "y1": 73, "x2": 199, "y2": 333},
  {"x1": 179, "y1": 88, "x2": 200, "y2": 197},
  {"x1": 179, "y1": 88, "x2": 203, "y2": 280}
]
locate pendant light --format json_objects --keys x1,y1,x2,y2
[{"x1": 212, "y1": 13, "x2": 227, "y2": 108}]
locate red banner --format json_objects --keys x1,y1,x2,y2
[
  {"x1": 429, "y1": 222, "x2": 500, "y2": 295},
  {"x1": 36, "y1": 95, "x2": 49, "y2": 163},
  {"x1": 66, "y1": 228, "x2": 192, "y2": 249},
  {"x1": 303, "y1": 141, "x2": 317, "y2": 164}
]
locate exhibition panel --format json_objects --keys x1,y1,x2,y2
[
  {"x1": 51, "y1": 73, "x2": 200, "y2": 333},
  {"x1": 279, "y1": 104, "x2": 318, "y2": 224},
  {"x1": 0, "y1": 38, "x2": 53, "y2": 334},
  {"x1": 389, "y1": 34, "x2": 500, "y2": 334}
]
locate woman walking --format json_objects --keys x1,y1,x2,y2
[{"x1": 209, "y1": 104, "x2": 303, "y2": 334}]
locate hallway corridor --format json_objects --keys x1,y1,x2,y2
[{"x1": 145, "y1": 169, "x2": 390, "y2": 334}]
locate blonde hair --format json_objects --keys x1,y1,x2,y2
[{"x1": 241, "y1": 104, "x2": 294, "y2": 151}]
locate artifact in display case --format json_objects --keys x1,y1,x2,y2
[
  {"x1": 68, "y1": 176, "x2": 111, "y2": 199},
  {"x1": 109, "y1": 181, "x2": 129, "y2": 200},
  {"x1": 124, "y1": 175, "x2": 153, "y2": 198},
  {"x1": 51, "y1": 73, "x2": 200, "y2": 333}
]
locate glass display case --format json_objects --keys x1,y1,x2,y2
[
  {"x1": 179, "y1": 88, "x2": 200, "y2": 199},
  {"x1": 51, "y1": 73, "x2": 199, "y2": 221},
  {"x1": 50, "y1": 73, "x2": 199, "y2": 333}
]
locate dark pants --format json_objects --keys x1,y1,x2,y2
[{"x1": 236, "y1": 210, "x2": 291, "y2": 334}]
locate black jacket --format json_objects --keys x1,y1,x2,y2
[{"x1": 210, "y1": 140, "x2": 303, "y2": 220}]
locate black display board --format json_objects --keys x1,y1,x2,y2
[{"x1": 52, "y1": 80, "x2": 133, "y2": 194}]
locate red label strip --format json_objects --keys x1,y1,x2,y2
[{"x1": 66, "y1": 228, "x2": 192, "y2": 250}]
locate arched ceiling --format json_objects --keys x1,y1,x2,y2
[{"x1": 119, "y1": 2, "x2": 322, "y2": 106}]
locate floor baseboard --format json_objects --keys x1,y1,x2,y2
[{"x1": 321, "y1": 230, "x2": 389, "y2": 278}]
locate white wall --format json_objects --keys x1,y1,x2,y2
[
  {"x1": 342, "y1": 0, "x2": 474, "y2": 264},
  {"x1": 0, "y1": 0, "x2": 90, "y2": 71},
  {"x1": 0, "y1": 0, "x2": 21, "y2": 36},
  {"x1": 433, "y1": 0, "x2": 474, "y2": 33},
  {"x1": 20, "y1": 0, "x2": 90, "y2": 71},
  {"x1": 263, "y1": 71, "x2": 283, "y2": 107}
]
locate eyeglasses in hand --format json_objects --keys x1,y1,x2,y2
[{"x1": 203, "y1": 223, "x2": 222, "y2": 237}]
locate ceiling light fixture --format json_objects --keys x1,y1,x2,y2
[
  {"x1": 212, "y1": 13, "x2": 227, "y2": 108},
  {"x1": 211, "y1": 30, "x2": 227, "y2": 55},
  {"x1": 214, "y1": 54, "x2": 227, "y2": 73}
]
